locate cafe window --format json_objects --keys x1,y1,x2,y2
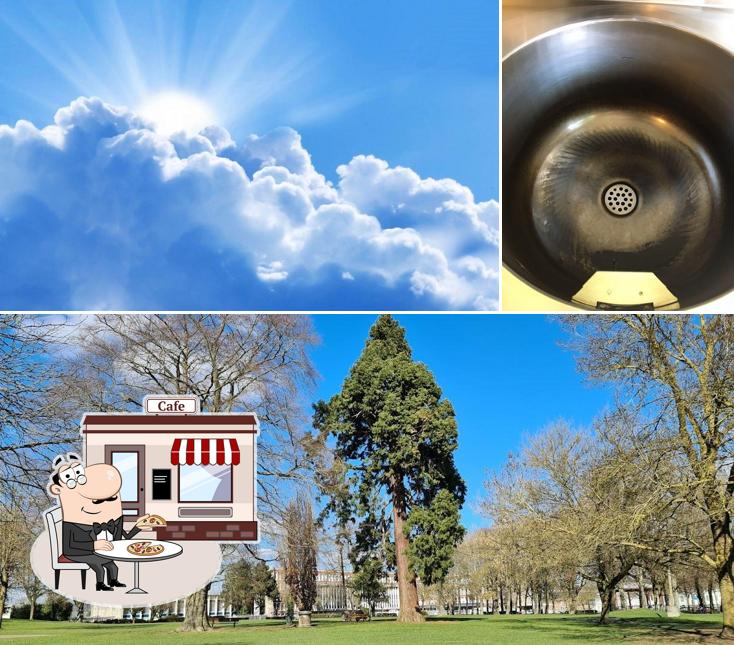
[
  {"x1": 112, "y1": 452, "x2": 139, "y2": 502},
  {"x1": 170, "y1": 438, "x2": 239, "y2": 503},
  {"x1": 178, "y1": 464, "x2": 232, "y2": 502}
]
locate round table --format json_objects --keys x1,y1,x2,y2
[{"x1": 95, "y1": 539, "x2": 183, "y2": 594}]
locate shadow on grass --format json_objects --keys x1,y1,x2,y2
[
  {"x1": 425, "y1": 616, "x2": 483, "y2": 623},
  {"x1": 498, "y1": 613, "x2": 722, "y2": 643},
  {"x1": 97, "y1": 623, "x2": 162, "y2": 628},
  {"x1": 211, "y1": 621, "x2": 286, "y2": 629}
]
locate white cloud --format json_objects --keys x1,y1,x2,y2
[
  {"x1": 257, "y1": 261, "x2": 289, "y2": 282},
  {"x1": 0, "y1": 97, "x2": 498, "y2": 310}
]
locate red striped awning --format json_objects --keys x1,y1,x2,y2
[{"x1": 171, "y1": 438, "x2": 240, "y2": 466}]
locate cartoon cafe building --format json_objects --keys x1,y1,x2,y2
[{"x1": 80, "y1": 397, "x2": 259, "y2": 542}]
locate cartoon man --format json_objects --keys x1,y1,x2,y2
[{"x1": 48, "y1": 454, "x2": 150, "y2": 591}]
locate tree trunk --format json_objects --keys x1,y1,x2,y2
[
  {"x1": 665, "y1": 568, "x2": 680, "y2": 618},
  {"x1": 637, "y1": 571, "x2": 646, "y2": 610},
  {"x1": 568, "y1": 591, "x2": 577, "y2": 615},
  {"x1": 392, "y1": 486, "x2": 424, "y2": 623},
  {"x1": 719, "y1": 573, "x2": 734, "y2": 638},
  {"x1": 179, "y1": 585, "x2": 212, "y2": 632},
  {"x1": 695, "y1": 577, "x2": 706, "y2": 610},
  {"x1": 339, "y1": 546, "x2": 350, "y2": 610},
  {"x1": 436, "y1": 582, "x2": 448, "y2": 615},
  {"x1": 29, "y1": 599, "x2": 35, "y2": 620},
  {"x1": 0, "y1": 579, "x2": 7, "y2": 629},
  {"x1": 597, "y1": 582, "x2": 614, "y2": 624}
]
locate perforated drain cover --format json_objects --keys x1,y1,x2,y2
[{"x1": 603, "y1": 182, "x2": 638, "y2": 216}]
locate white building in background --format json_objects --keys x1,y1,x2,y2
[
  {"x1": 82, "y1": 566, "x2": 722, "y2": 622},
  {"x1": 270, "y1": 568, "x2": 403, "y2": 614},
  {"x1": 83, "y1": 566, "x2": 466, "y2": 622},
  {"x1": 614, "y1": 581, "x2": 721, "y2": 613}
]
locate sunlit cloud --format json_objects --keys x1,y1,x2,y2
[
  {"x1": 0, "y1": 1, "x2": 499, "y2": 310},
  {"x1": 0, "y1": 96, "x2": 498, "y2": 310}
]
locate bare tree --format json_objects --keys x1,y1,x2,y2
[
  {"x1": 0, "y1": 512, "x2": 32, "y2": 628},
  {"x1": 0, "y1": 315, "x2": 77, "y2": 497},
  {"x1": 0, "y1": 315, "x2": 78, "y2": 629},
  {"x1": 563, "y1": 315, "x2": 734, "y2": 637},
  {"x1": 483, "y1": 421, "x2": 661, "y2": 623},
  {"x1": 442, "y1": 521, "x2": 593, "y2": 617},
  {"x1": 56, "y1": 314, "x2": 319, "y2": 631},
  {"x1": 281, "y1": 494, "x2": 318, "y2": 627},
  {"x1": 16, "y1": 558, "x2": 44, "y2": 620}
]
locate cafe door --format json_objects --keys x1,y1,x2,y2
[{"x1": 104, "y1": 445, "x2": 146, "y2": 518}]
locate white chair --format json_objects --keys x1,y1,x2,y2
[{"x1": 45, "y1": 507, "x2": 88, "y2": 590}]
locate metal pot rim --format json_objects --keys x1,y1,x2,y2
[{"x1": 502, "y1": 16, "x2": 734, "y2": 63}]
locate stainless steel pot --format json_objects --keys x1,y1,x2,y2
[{"x1": 503, "y1": 17, "x2": 734, "y2": 309}]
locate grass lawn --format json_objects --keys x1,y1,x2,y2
[{"x1": 0, "y1": 610, "x2": 726, "y2": 644}]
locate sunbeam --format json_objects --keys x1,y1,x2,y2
[{"x1": 0, "y1": 0, "x2": 311, "y2": 134}]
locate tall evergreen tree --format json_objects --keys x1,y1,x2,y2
[
  {"x1": 221, "y1": 559, "x2": 278, "y2": 616},
  {"x1": 314, "y1": 315, "x2": 466, "y2": 623},
  {"x1": 252, "y1": 561, "x2": 279, "y2": 614},
  {"x1": 221, "y1": 559, "x2": 255, "y2": 615},
  {"x1": 350, "y1": 557, "x2": 388, "y2": 616}
]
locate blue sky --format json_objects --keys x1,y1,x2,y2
[
  {"x1": 0, "y1": 0, "x2": 498, "y2": 311},
  {"x1": 310, "y1": 314, "x2": 615, "y2": 531}
]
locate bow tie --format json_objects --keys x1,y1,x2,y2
[{"x1": 93, "y1": 519, "x2": 119, "y2": 535}]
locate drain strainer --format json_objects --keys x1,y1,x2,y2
[{"x1": 603, "y1": 182, "x2": 638, "y2": 216}]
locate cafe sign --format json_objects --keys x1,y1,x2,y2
[{"x1": 144, "y1": 395, "x2": 200, "y2": 415}]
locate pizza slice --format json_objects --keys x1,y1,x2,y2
[
  {"x1": 143, "y1": 543, "x2": 164, "y2": 556},
  {"x1": 138, "y1": 514, "x2": 167, "y2": 528},
  {"x1": 127, "y1": 541, "x2": 149, "y2": 555},
  {"x1": 127, "y1": 541, "x2": 165, "y2": 556}
]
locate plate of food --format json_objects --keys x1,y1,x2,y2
[
  {"x1": 136, "y1": 514, "x2": 167, "y2": 530},
  {"x1": 127, "y1": 541, "x2": 165, "y2": 556}
]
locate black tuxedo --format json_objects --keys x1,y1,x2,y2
[{"x1": 62, "y1": 517, "x2": 141, "y2": 584}]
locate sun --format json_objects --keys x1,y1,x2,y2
[{"x1": 139, "y1": 91, "x2": 216, "y2": 136}]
